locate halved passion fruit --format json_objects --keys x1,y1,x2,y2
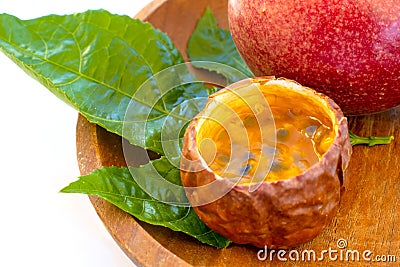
[{"x1": 180, "y1": 77, "x2": 352, "y2": 248}]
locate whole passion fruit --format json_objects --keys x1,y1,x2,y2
[
  {"x1": 228, "y1": 0, "x2": 400, "y2": 115},
  {"x1": 180, "y1": 77, "x2": 352, "y2": 248}
]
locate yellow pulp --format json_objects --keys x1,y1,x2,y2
[{"x1": 197, "y1": 83, "x2": 335, "y2": 184}]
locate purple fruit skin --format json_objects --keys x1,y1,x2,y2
[{"x1": 228, "y1": 0, "x2": 400, "y2": 115}]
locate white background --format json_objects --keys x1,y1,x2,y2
[{"x1": 0, "y1": 1, "x2": 152, "y2": 266}]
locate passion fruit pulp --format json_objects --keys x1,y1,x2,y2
[{"x1": 180, "y1": 77, "x2": 352, "y2": 248}]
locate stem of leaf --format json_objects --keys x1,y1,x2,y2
[{"x1": 349, "y1": 131, "x2": 394, "y2": 147}]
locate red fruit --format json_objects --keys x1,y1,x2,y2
[{"x1": 228, "y1": 0, "x2": 400, "y2": 115}]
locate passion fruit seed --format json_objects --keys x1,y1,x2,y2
[
  {"x1": 313, "y1": 124, "x2": 335, "y2": 156},
  {"x1": 276, "y1": 128, "x2": 290, "y2": 141},
  {"x1": 304, "y1": 125, "x2": 318, "y2": 138}
]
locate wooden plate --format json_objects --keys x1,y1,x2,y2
[{"x1": 76, "y1": 0, "x2": 400, "y2": 266}]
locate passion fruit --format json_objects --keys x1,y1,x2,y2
[
  {"x1": 180, "y1": 77, "x2": 352, "y2": 248},
  {"x1": 227, "y1": 0, "x2": 400, "y2": 115}
]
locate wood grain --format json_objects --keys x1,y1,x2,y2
[{"x1": 76, "y1": 0, "x2": 400, "y2": 266}]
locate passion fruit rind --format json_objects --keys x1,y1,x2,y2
[{"x1": 180, "y1": 77, "x2": 352, "y2": 249}]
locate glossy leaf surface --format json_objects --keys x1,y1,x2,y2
[
  {"x1": 61, "y1": 160, "x2": 231, "y2": 248},
  {"x1": 187, "y1": 8, "x2": 253, "y2": 82},
  {"x1": 0, "y1": 10, "x2": 208, "y2": 154}
]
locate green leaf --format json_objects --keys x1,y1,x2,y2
[
  {"x1": 187, "y1": 8, "x2": 253, "y2": 82},
  {"x1": 0, "y1": 10, "x2": 208, "y2": 154},
  {"x1": 61, "y1": 159, "x2": 232, "y2": 248},
  {"x1": 349, "y1": 131, "x2": 394, "y2": 146}
]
